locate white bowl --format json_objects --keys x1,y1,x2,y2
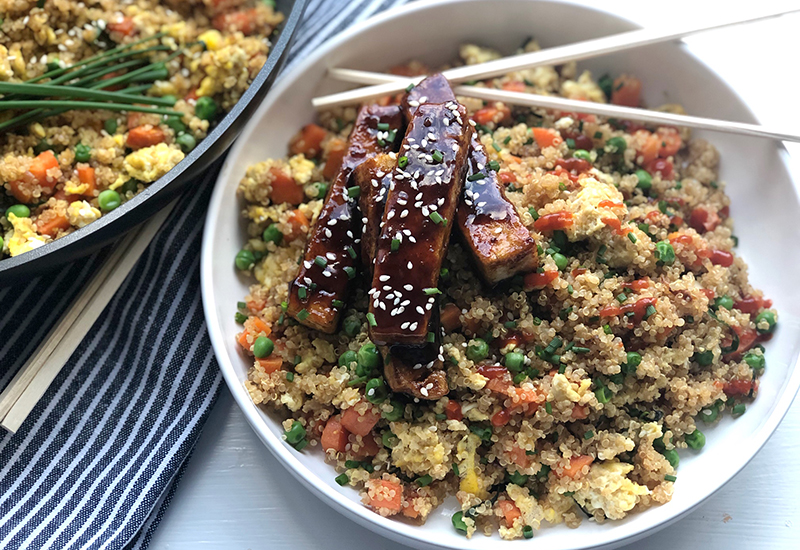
[{"x1": 201, "y1": 1, "x2": 800, "y2": 548}]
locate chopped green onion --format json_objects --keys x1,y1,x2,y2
[
  {"x1": 314, "y1": 255, "x2": 328, "y2": 268},
  {"x1": 429, "y1": 211, "x2": 445, "y2": 224},
  {"x1": 335, "y1": 473, "x2": 349, "y2": 486},
  {"x1": 467, "y1": 172, "x2": 486, "y2": 182},
  {"x1": 347, "y1": 186, "x2": 360, "y2": 198},
  {"x1": 366, "y1": 312, "x2": 377, "y2": 326},
  {"x1": 398, "y1": 155, "x2": 408, "y2": 168},
  {"x1": 423, "y1": 288, "x2": 441, "y2": 295},
  {"x1": 431, "y1": 150, "x2": 444, "y2": 163},
  {"x1": 391, "y1": 238, "x2": 400, "y2": 252},
  {"x1": 664, "y1": 474, "x2": 677, "y2": 482}
]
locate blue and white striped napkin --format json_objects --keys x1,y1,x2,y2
[{"x1": 0, "y1": 1, "x2": 409, "y2": 548}]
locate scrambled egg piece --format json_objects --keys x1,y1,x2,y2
[
  {"x1": 573, "y1": 460, "x2": 649, "y2": 520},
  {"x1": 459, "y1": 44, "x2": 502, "y2": 65},
  {"x1": 561, "y1": 70, "x2": 607, "y2": 103},
  {"x1": 124, "y1": 143, "x2": 184, "y2": 183},
  {"x1": 7, "y1": 213, "x2": 49, "y2": 256},
  {"x1": 288, "y1": 154, "x2": 315, "y2": 185},
  {"x1": 456, "y1": 433, "x2": 488, "y2": 498},
  {"x1": 565, "y1": 177, "x2": 626, "y2": 241},
  {"x1": 551, "y1": 373, "x2": 592, "y2": 403},
  {"x1": 67, "y1": 201, "x2": 101, "y2": 228},
  {"x1": 391, "y1": 422, "x2": 452, "y2": 480},
  {"x1": 197, "y1": 30, "x2": 224, "y2": 51}
]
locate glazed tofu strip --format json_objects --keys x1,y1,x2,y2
[
  {"x1": 287, "y1": 105, "x2": 403, "y2": 333},
  {"x1": 404, "y1": 74, "x2": 537, "y2": 283},
  {"x1": 353, "y1": 153, "x2": 395, "y2": 277},
  {"x1": 369, "y1": 74, "x2": 472, "y2": 345},
  {"x1": 379, "y1": 313, "x2": 448, "y2": 400},
  {"x1": 458, "y1": 133, "x2": 538, "y2": 284}
]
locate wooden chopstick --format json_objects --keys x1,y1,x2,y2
[
  {"x1": 0, "y1": 201, "x2": 175, "y2": 434},
  {"x1": 326, "y1": 68, "x2": 800, "y2": 143},
  {"x1": 312, "y1": 7, "x2": 800, "y2": 109}
]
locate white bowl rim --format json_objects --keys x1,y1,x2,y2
[{"x1": 201, "y1": 1, "x2": 800, "y2": 548}]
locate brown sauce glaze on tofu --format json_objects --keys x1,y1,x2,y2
[
  {"x1": 458, "y1": 133, "x2": 538, "y2": 284},
  {"x1": 368, "y1": 75, "x2": 472, "y2": 345},
  {"x1": 353, "y1": 153, "x2": 396, "y2": 277},
  {"x1": 287, "y1": 105, "x2": 403, "y2": 333}
]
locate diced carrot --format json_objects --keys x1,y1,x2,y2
[
  {"x1": 322, "y1": 139, "x2": 347, "y2": 180},
  {"x1": 127, "y1": 111, "x2": 142, "y2": 129},
  {"x1": 35, "y1": 209, "x2": 71, "y2": 238},
  {"x1": 366, "y1": 479, "x2": 403, "y2": 512},
  {"x1": 497, "y1": 499, "x2": 521, "y2": 527},
  {"x1": 402, "y1": 501, "x2": 420, "y2": 519},
  {"x1": 523, "y1": 270, "x2": 558, "y2": 290},
  {"x1": 657, "y1": 127, "x2": 682, "y2": 157},
  {"x1": 185, "y1": 88, "x2": 199, "y2": 102},
  {"x1": 246, "y1": 297, "x2": 266, "y2": 312},
  {"x1": 723, "y1": 377, "x2": 757, "y2": 396},
  {"x1": 268, "y1": 167, "x2": 304, "y2": 205},
  {"x1": 257, "y1": 357, "x2": 283, "y2": 373},
  {"x1": 555, "y1": 158, "x2": 591, "y2": 174},
  {"x1": 571, "y1": 405, "x2": 589, "y2": 419},
  {"x1": 532, "y1": 127, "x2": 563, "y2": 148},
  {"x1": 341, "y1": 403, "x2": 381, "y2": 437},
  {"x1": 598, "y1": 200, "x2": 624, "y2": 209},
  {"x1": 635, "y1": 131, "x2": 660, "y2": 165},
  {"x1": 445, "y1": 399, "x2": 463, "y2": 421},
  {"x1": 709, "y1": 249, "x2": 734, "y2": 267},
  {"x1": 53, "y1": 188, "x2": 82, "y2": 203},
  {"x1": 533, "y1": 211, "x2": 574, "y2": 232},
  {"x1": 29, "y1": 150, "x2": 60, "y2": 189},
  {"x1": 440, "y1": 303, "x2": 462, "y2": 332},
  {"x1": 472, "y1": 104, "x2": 511, "y2": 126},
  {"x1": 601, "y1": 217, "x2": 622, "y2": 232},
  {"x1": 507, "y1": 445, "x2": 531, "y2": 468},
  {"x1": 126, "y1": 125, "x2": 165, "y2": 149},
  {"x1": 501, "y1": 81, "x2": 526, "y2": 93},
  {"x1": 734, "y1": 296, "x2": 768, "y2": 315},
  {"x1": 285, "y1": 209, "x2": 309, "y2": 241},
  {"x1": 644, "y1": 158, "x2": 674, "y2": 180},
  {"x1": 212, "y1": 9, "x2": 259, "y2": 35},
  {"x1": 724, "y1": 326, "x2": 758, "y2": 359},
  {"x1": 8, "y1": 180, "x2": 33, "y2": 203},
  {"x1": 351, "y1": 434, "x2": 381, "y2": 458},
  {"x1": 610, "y1": 75, "x2": 641, "y2": 107},
  {"x1": 107, "y1": 16, "x2": 136, "y2": 36},
  {"x1": 321, "y1": 416, "x2": 349, "y2": 453},
  {"x1": 76, "y1": 164, "x2": 96, "y2": 195},
  {"x1": 244, "y1": 316, "x2": 271, "y2": 337},
  {"x1": 560, "y1": 455, "x2": 593, "y2": 479},
  {"x1": 237, "y1": 331, "x2": 250, "y2": 349},
  {"x1": 491, "y1": 408, "x2": 511, "y2": 427},
  {"x1": 498, "y1": 171, "x2": 516, "y2": 184},
  {"x1": 289, "y1": 123, "x2": 327, "y2": 158}
]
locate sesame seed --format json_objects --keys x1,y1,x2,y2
[
  {"x1": 407, "y1": 261, "x2": 413, "y2": 269},
  {"x1": 400, "y1": 210, "x2": 409, "y2": 218},
  {"x1": 379, "y1": 274, "x2": 390, "y2": 281},
  {"x1": 404, "y1": 284, "x2": 413, "y2": 291},
  {"x1": 416, "y1": 306, "x2": 425, "y2": 314},
  {"x1": 401, "y1": 322, "x2": 410, "y2": 329},
  {"x1": 324, "y1": 229, "x2": 332, "y2": 238}
]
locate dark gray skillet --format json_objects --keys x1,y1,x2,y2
[{"x1": 0, "y1": 0, "x2": 307, "y2": 285}]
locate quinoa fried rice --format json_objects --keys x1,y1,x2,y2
[
  {"x1": 232, "y1": 41, "x2": 777, "y2": 539},
  {"x1": 0, "y1": 0, "x2": 283, "y2": 258}
]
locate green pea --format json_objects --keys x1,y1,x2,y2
[
  {"x1": 176, "y1": 133, "x2": 196, "y2": 153},
  {"x1": 626, "y1": 351, "x2": 642, "y2": 368},
  {"x1": 74, "y1": 143, "x2": 91, "y2": 163},
  {"x1": 607, "y1": 136, "x2": 627, "y2": 153},
  {"x1": 343, "y1": 316, "x2": 361, "y2": 337},
  {"x1": 452, "y1": 511, "x2": 468, "y2": 534},
  {"x1": 195, "y1": 96, "x2": 218, "y2": 121},
  {"x1": 635, "y1": 169, "x2": 652, "y2": 189},
  {"x1": 692, "y1": 350, "x2": 714, "y2": 366},
  {"x1": 661, "y1": 448, "x2": 679, "y2": 469},
  {"x1": 382, "y1": 431, "x2": 398, "y2": 448},
  {"x1": 33, "y1": 139, "x2": 51, "y2": 155},
  {"x1": 684, "y1": 429, "x2": 705, "y2": 450},
  {"x1": 120, "y1": 179, "x2": 140, "y2": 195},
  {"x1": 6, "y1": 204, "x2": 30, "y2": 218},
  {"x1": 97, "y1": 189, "x2": 121, "y2": 212},
  {"x1": 164, "y1": 115, "x2": 187, "y2": 135},
  {"x1": 365, "y1": 377, "x2": 387, "y2": 404},
  {"x1": 104, "y1": 117, "x2": 118, "y2": 135},
  {"x1": 310, "y1": 181, "x2": 328, "y2": 199},
  {"x1": 700, "y1": 405, "x2": 719, "y2": 423},
  {"x1": 744, "y1": 351, "x2": 765, "y2": 372},
  {"x1": 754, "y1": 310, "x2": 776, "y2": 334},
  {"x1": 655, "y1": 241, "x2": 675, "y2": 265},
  {"x1": 552, "y1": 252, "x2": 568, "y2": 271},
  {"x1": 466, "y1": 338, "x2": 489, "y2": 362},
  {"x1": 284, "y1": 420, "x2": 306, "y2": 446},
  {"x1": 714, "y1": 295, "x2": 734, "y2": 310},
  {"x1": 382, "y1": 399, "x2": 404, "y2": 422},
  {"x1": 161, "y1": 94, "x2": 178, "y2": 105},
  {"x1": 253, "y1": 336, "x2": 274, "y2": 358},
  {"x1": 262, "y1": 224, "x2": 283, "y2": 245},
  {"x1": 46, "y1": 57, "x2": 61, "y2": 72},
  {"x1": 235, "y1": 249, "x2": 256, "y2": 271},
  {"x1": 573, "y1": 149, "x2": 591, "y2": 161},
  {"x1": 357, "y1": 343, "x2": 381, "y2": 370},
  {"x1": 508, "y1": 470, "x2": 528, "y2": 486},
  {"x1": 505, "y1": 351, "x2": 525, "y2": 372},
  {"x1": 338, "y1": 350, "x2": 357, "y2": 367}
]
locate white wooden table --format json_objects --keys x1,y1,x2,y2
[{"x1": 150, "y1": 2, "x2": 800, "y2": 548}]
